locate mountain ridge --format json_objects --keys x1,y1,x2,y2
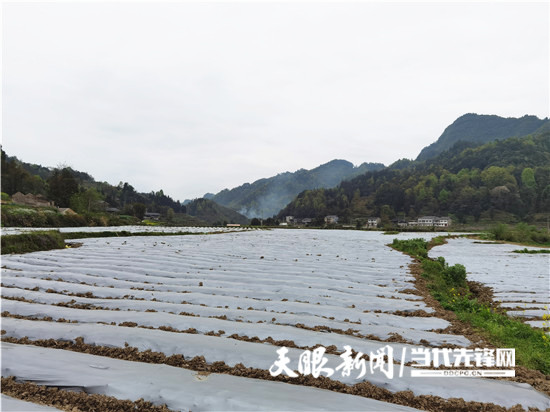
[
  {"x1": 278, "y1": 131, "x2": 550, "y2": 224},
  {"x1": 416, "y1": 113, "x2": 549, "y2": 161},
  {"x1": 205, "y1": 159, "x2": 385, "y2": 218}
]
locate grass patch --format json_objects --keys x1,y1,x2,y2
[
  {"x1": 391, "y1": 237, "x2": 550, "y2": 374},
  {"x1": 1, "y1": 231, "x2": 65, "y2": 254},
  {"x1": 390, "y1": 238, "x2": 429, "y2": 258},
  {"x1": 512, "y1": 248, "x2": 550, "y2": 254},
  {"x1": 479, "y1": 222, "x2": 550, "y2": 247}
]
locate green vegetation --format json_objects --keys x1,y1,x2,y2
[
  {"x1": 391, "y1": 238, "x2": 430, "y2": 258},
  {"x1": 1, "y1": 204, "x2": 138, "y2": 227},
  {"x1": 279, "y1": 132, "x2": 550, "y2": 226},
  {"x1": 391, "y1": 238, "x2": 550, "y2": 374},
  {"x1": 1, "y1": 149, "x2": 187, "y2": 223},
  {"x1": 1, "y1": 231, "x2": 65, "y2": 254},
  {"x1": 512, "y1": 248, "x2": 550, "y2": 254},
  {"x1": 185, "y1": 198, "x2": 249, "y2": 225},
  {"x1": 1, "y1": 149, "x2": 250, "y2": 228},
  {"x1": 417, "y1": 114, "x2": 548, "y2": 161},
  {"x1": 483, "y1": 222, "x2": 550, "y2": 246},
  {"x1": 208, "y1": 159, "x2": 385, "y2": 219}
]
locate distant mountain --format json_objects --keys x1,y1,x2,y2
[
  {"x1": 185, "y1": 198, "x2": 250, "y2": 225},
  {"x1": 416, "y1": 114, "x2": 549, "y2": 161},
  {"x1": 206, "y1": 159, "x2": 385, "y2": 218},
  {"x1": 279, "y1": 127, "x2": 550, "y2": 224}
]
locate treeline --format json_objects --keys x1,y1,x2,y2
[
  {"x1": 1, "y1": 150, "x2": 185, "y2": 219},
  {"x1": 278, "y1": 133, "x2": 550, "y2": 224}
]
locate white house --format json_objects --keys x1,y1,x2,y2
[
  {"x1": 366, "y1": 217, "x2": 381, "y2": 228},
  {"x1": 435, "y1": 217, "x2": 452, "y2": 227},
  {"x1": 417, "y1": 216, "x2": 452, "y2": 227},
  {"x1": 418, "y1": 216, "x2": 437, "y2": 226},
  {"x1": 324, "y1": 215, "x2": 339, "y2": 224}
]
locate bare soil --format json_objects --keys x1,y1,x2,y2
[{"x1": 1, "y1": 376, "x2": 171, "y2": 412}]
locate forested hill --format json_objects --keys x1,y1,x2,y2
[
  {"x1": 278, "y1": 132, "x2": 550, "y2": 225},
  {"x1": 1, "y1": 149, "x2": 186, "y2": 216},
  {"x1": 185, "y1": 198, "x2": 249, "y2": 225},
  {"x1": 1, "y1": 150, "x2": 247, "y2": 225},
  {"x1": 206, "y1": 159, "x2": 385, "y2": 219},
  {"x1": 416, "y1": 114, "x2": 549, "y2": 161}
]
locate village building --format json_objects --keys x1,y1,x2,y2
[
  {"x1": 366, "y1": 217, "x2": 381, "y2": 228},
  {"x1": 324, "y1": 215, "x2": 339, "y2": 224},
  {"x1": 11, "y1": 192, "x2": 54, "y2": 207},
  {"x1": 417, "y1": 216, "x2": 437, "y2": 226},
  {"x1": 434, "y1": 217, "x2": 452, "y2": 227},
  {"x1": 416, "y1": 216, "x2": 452, "y2": 227},
  {"x1": 391, "y1": 219, "x2": 409, "y2": 227}
]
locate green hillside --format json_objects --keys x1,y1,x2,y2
[
  {"x1": 208, "y1": 159, "x2": 384, "y2": 218},
  {"x1": 185, "y1": 198, "x2": 249, "y2": 225},
  {"x1": 1, "y1": 150, "x2": 248, "y2": 227},
  {"x1": 278, "y1": 132, "x2": 550, "y2": 226},
  {"x1": 416, "y1": 114, "x2": 548, "y2": 161}
]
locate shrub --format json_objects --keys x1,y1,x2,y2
[
  {"x1": 444, "y1": 263, "x2": 467, "y2": 287},
  {"x1": 1, "y1": 231, "x2": 65, "y2": 254},
  {"x1": 491, "y1": 223, "x2": 510, "y2": 240}
]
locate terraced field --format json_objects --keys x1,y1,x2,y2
[{"x1": 1, "y1": 229, "x2": 549, "y2": 411}]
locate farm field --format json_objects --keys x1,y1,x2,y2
[
  {"x1": 2, "y1": 229, "x2": 550, "y2": 411},
  {"x1": 1, "y1": 225, "x2": 253, "y2": 236},
  {"x1": 429, "y1": 238, "x2": 550, "y2": 328}
]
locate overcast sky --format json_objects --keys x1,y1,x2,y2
[{"x1": 2, "y1": 1, "x2": 549, "y2": 201}]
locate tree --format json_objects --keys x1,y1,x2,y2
[
  {"x1": 166, "y1": 207, "x2": 175, "y2": 222},
  {"x1": 48, "y1": 168, "x2": 79, "y2": 207},
  {"x1": 520, "y1": 168, "x2": 537, "y2": 214},
  {"x1": 481, "y1": 166, "x2": 517, "y2": 190},
  {"x1": 70, "y1": 188, "x2": 104, "y2": 213},
  {"x1": 438, "y1": 188, "x2": 450, "y2": 209},
  {"x1": 132, "y1": 203, "x2": 146, "y2": 220}
]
